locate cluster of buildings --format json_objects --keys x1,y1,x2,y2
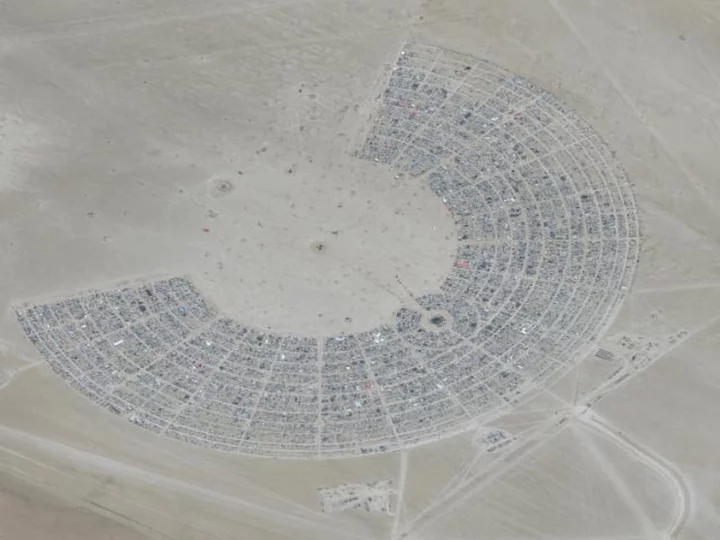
[
  {"x1": 15, "y1": 44, "x2": 639, "y2": 458},
  {"x1": 318, "y1": 481, "x2": 395, "y2": 514}
]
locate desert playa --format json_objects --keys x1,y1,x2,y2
[{"x1": 0, "y1": 0, "x2": 719, "y2": 539}]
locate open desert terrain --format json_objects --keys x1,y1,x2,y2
[{"x1": 1, "y1": 0, "x2": 719, "y2": 539}]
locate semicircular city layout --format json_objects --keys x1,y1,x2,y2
[{"x1": 15, "y1": 43, "x2": 639, "y2": 459}]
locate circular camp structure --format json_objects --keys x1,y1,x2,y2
[{"x1": 16, "y1": 43, "x2": 638, "y2": 458}]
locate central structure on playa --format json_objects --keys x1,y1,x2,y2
[{"x1": 15, "y1": 43, "x2": 639, "y2": 459}]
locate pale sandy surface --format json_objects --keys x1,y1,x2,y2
[
  {"x1": 0, "y1": 471, "x2": 152, "y2": 540},
  {"x1": 1, "y1": 0, "x2": 719, "y2": 539}
]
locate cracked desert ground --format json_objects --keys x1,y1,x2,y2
[{"x1": 1, "y1": 0, "x2": 720, "y2": 539}]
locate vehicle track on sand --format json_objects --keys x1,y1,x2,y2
[
  {"x1": 578, "y1": 411, "x2": 690, "y2": 538},
  {"x1": 0, "y1": 425, "x2": 375, "y2": 540},
  {"x1": 404, "y1": 400, "x2": 689, "y2": 539},
  {"x1": 401, "y1": 414, "x2": 570, "y2": 536}
]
